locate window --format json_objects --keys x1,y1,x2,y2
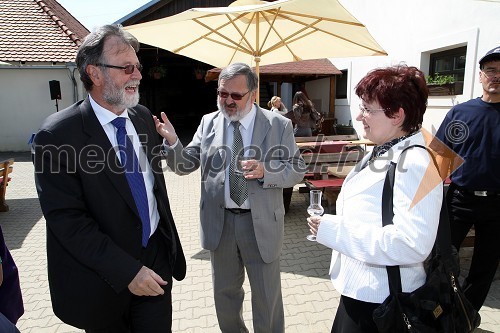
[
  {"x1": 429, "y1": 46, "x2": 466, "y2": 95},
  {"x1": 335, "y1": 70, "x2": 348, "y2": 99}
]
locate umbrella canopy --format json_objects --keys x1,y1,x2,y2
[{"x1": 125, "y1": 0, "x2": 386, "y2": 102}]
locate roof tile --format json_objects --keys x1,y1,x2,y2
[{"x1": 0, "y1": 0, "x2": 89, "y2": 62}]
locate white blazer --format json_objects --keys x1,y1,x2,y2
[{"x1": 316, "y1": 132, "x2": 443, "y2": 303}]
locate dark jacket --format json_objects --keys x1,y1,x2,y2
[
  {"x1": 33, "y1": 98, "x2": 186, "y2": 329},
  {"x1": 0, "y1": 225, "x2": 24, "y2": 324}
]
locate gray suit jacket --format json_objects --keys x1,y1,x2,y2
[{"x1": 165, "y1": 105, "x2": 305, "y2": 263}]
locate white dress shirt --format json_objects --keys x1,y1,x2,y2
[{"x1": 89, "y1": 95, "x2": 159, "y2": 237}]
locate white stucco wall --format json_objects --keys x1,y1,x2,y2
[
  {"x1": 331, "y1": 0, "x2": 500, "y2": 138},
  {"x1": 0, "y1": 65, "x2": 84, "y2": 151},
  {"x1": 306, "y1": 77, "x2": 330, "y2": 116}
]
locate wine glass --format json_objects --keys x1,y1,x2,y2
[
  {"x1": 234, "y1": 155, "x2": 254, "y2": 175},
  {"x1": 306, "y1": 190, "x2": 324, "y2": 241}
]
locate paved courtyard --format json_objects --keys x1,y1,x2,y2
[{"x1": 1, "y1": 152, "x2": 499, "y2": 332}]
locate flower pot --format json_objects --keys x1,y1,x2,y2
[{"x1": 428, "y1": 83, "x2": 455, "y2": 96}]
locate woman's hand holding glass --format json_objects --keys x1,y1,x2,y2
[
  {"x1": 306, "y1": 189, "x2": 324, "y2": 241},
  {"x1": 307, "y1": 215, "x2": 322, "y2": 240}
]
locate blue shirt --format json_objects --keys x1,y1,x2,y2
[{"x1": 434, "y1": 97, "x2": 500, "y2": 190}]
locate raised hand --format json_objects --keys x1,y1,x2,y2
[{"x1": 153, "y1": 112, "x2": 178, "y2": 145}]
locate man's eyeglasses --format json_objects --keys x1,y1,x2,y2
[
  {"x1": 217, "y1": 89, "x2": 250, "y2": 101},
  {"x1": 96, "y1": 63, "x2": 143, "y2": 74},
  {"x1": 481, "y1": 68, "x2": 500, "y2": 78},
  {"x1": 359, "y1": 104, "x2": 387, "y2": 117}
]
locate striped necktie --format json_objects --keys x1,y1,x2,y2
[{"x1": 229, "y1": 121, "x2": 248, "y2": 206}]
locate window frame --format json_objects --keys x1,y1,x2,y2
[{"x1": 429, "y1": 46, "x2": 467, "y2": 95}]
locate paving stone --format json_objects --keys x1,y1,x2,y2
[{"x1": 1, "y1": 152, "x2": 498, "y2": 332}]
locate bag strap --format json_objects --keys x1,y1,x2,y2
[{"x1": 381, "y1": 144, "x2": 453, "y2": 296}]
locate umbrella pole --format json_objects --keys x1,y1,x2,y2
[{"x1": 255, "y1": 56, "x2": 260, "y2": 105}]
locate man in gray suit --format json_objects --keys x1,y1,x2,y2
[{"x1": 154, "y1": 63, "x2": 306, "y2": 333}]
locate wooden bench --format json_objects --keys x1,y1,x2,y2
[
  {"x1": 0, "y1": 159, "x2": 14, "y2": 212},
  {"x1": 461, "y1": 228, "x2": 475, "y2": 248}
]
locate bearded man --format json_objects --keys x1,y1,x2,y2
[
  {"x1": 153, "y1": 62, "x2": 305, "y2": 333},
  {"x1": 33, "y1": 24, "x2": 186, "y2": 333}
]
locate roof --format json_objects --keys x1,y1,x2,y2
[
  {"x1": 116, "y1": 0, "x2": 161, "y2": 25},
  {"x1": 0, "y1": 0, "x2": 90, "y2": 62},
  {"x1": 205, "y1": 58, "x2": 342, "y2": 82}
]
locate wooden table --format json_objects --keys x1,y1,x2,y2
[
  {"x1": 347, "y1": 139, "x2": 375, "y2": 146},
  {"x1": 297, "y1": 140, "x2": 350, "y2": 153},
  {"x1": 302, "y1": 151, "x2": 364, "y2": 179},
  {"x1": 295, "y1": 134, "x2": 358, "y2": 143},
  {"x1": 304, "y1": 177, "x2": 345, "y2": 211},
  {"x1": 327, "y1": 165, "x2": 355, "y2": 178}
]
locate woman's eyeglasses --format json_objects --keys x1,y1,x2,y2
[
  {"x1": 359, "y1": 104, "x2": 387, "y2": 117},
  {"x1": 96, "y1": 63, "x2": 143, "y2": 74},
  {"x1": 217, "y1": 90, "x2": 250, "y2": 101}
]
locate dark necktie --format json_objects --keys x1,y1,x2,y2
[
  {"x1": 229, "y1": 121, "x2": 248, "y2": 206},
  {"x1": 111, "y1": 117, "x2": 150, "y2": 247}
]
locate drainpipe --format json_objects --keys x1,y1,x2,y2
[{"x1": 67, "y1": 65, "x2": 79, "y2": 103}]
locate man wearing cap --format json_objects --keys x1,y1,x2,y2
[{"x1": 433, "y1": 46, "x2": 500, "y2": 311}]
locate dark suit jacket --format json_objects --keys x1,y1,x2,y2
[{"x1": 33, "y1": 98, "x2": 186, "y2": 329}]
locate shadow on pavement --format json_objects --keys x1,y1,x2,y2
[
  {"x1": 0, "y1": 198, "x2": 43, "y2": 250},
  {"x1": 190, "y1": 190, "x2": 332, "y2": 280}
]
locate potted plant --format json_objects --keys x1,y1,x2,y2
[
  {"x1": 148, "y1": 66, "x2": 167, "y2": 79},
  {"x1": 193, "y1": 67, "x2": 206, "y2": 80},
  {"x1": 426, "y1": 73, "x2": 456, "y2": 96}
]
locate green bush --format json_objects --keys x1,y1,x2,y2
[{"x1": 426, "y1": 73, "x2": 455, "y2": 85}]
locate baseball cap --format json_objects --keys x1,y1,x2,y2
[{"x1": 479, "y1": 46, "x2": 500, "y2": 68}]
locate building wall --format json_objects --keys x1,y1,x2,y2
[
  {"x1": 332, "y1": 0, "x2": 500, "y2": 137},
  {"x1": 0, "y1": 65, "x2": 84, "y2": 151}
]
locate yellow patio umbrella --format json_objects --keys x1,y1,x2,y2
[{"x1": 124, "y1": 0, "x2": 387, "y2": 103}]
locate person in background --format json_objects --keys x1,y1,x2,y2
[
  {"x1": 267, "y1": 95, "x2": 288, "y2": 115},
  {"x1": 308, "y1": 65, "x2": 442, "y2": 332},
  {"x1": 288, "y1": 91, "x2": 321, "y2": 137},
  {"x1": 0, "y1": 225, "x2": 23, "y2": 333},
  {"x1": 154, "y1": 62, "x2": 305, "y2": 333},
  {"x1": 432, "y1": 46, "x2": 500, "y2": 311},
  {"x1": 33, "y1": 24, "x2": 186, "y2": 332}
]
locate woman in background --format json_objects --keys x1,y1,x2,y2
[
  {"x1": 307, "y1": 65, "x2": 442, "y2": 332},
  {"x1": 268, "y1": 95, "x2": 288, "y2": 115},
  {"x1": 289, "y1": 91, "x2": 320, "y2": 137}
]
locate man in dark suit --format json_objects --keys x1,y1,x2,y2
[
  {"x1": 154, "y1": 63, "x2": 306, "y2": 333},
  {"x1": 33, "y1": 25, "x2": 186, "y2": 333}
]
